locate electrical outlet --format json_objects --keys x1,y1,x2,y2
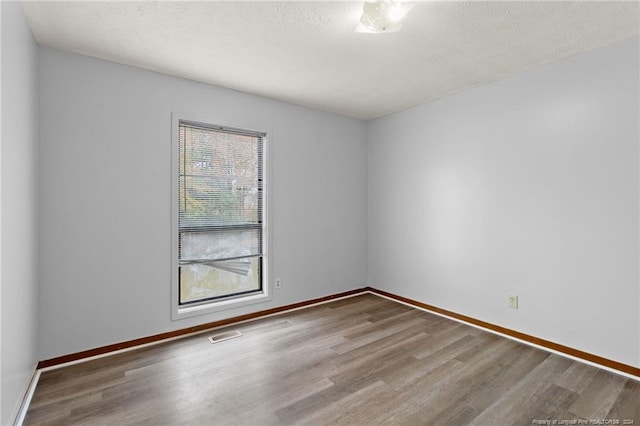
[
  {"x1": 275, "y1": 278, "x2": 281, "y2": 289},
  {"x1": 508, "y1": 294, "x2": 518, "y2": 309}
]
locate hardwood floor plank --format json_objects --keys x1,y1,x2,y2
[
  {"x1": 424, "y1": 342, "x2": 551, "y2": 424},
  {"x1": 409, "y1": 322, "x2": 478, "y2": 359},
  {"x1": 290, "y1": 380, "x2": 390, "y2": 426},
  {"x1": 468, "y1": 355, "x2": 574, "y2": 425},
  {"x1": 569, "y1": 369, "x2": 628, "y2": 419},
  {"x1": 554, "y1": 361, "x2": 602, "y2": 394},
  {"x1": 518, "y1": 384, "x2": 579, "y2": 424},
  {"x1": 381, "y1": 334, "x2": 484, "y2": 390},
  {"x1": 607, "y1": 379, "x2": 640, "y2": 421},
  {"x1": 383, "y1": 340, "x2": 526, "y2": 425},
  {"x1": 274, "y1": 382, "x2": 354, "y2": 424},
  {"x1": 23, "y1": 392, "x2": 103, "y2": 425}
]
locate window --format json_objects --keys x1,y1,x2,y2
[{"x1": 173, "y1": 117, "x2": 267, "y2": 315}]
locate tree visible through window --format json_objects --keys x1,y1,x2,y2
[{"x1": 177, "y1": 120, "x2": 264, "y2": 305}]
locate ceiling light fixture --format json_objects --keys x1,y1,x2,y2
[{"x1": 355, "y1": 0, "x2": 415, "y2": 33}]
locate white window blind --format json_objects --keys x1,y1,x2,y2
[{"x1": 177, "y1": 120, "x2": 264, "y2": 304}]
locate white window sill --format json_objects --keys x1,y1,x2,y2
[{"x1": 172, "y1": 290, "x2": 271, "y2": 321}]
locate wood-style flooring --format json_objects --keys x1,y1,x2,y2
[{"x1": 24, "y1": 294, "x2": 640, "y2": 425}]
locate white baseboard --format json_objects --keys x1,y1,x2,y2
[{"x1": 11, "y1": 367, "x2": 40, "y2": 426}]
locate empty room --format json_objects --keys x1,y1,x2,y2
[{"x1": 1, "y1": 0, "x2": 639, "y2": 424}]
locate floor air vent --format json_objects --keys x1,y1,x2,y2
[{"x1": 208, "y1": 330, "x2": 242, "y2": 344}]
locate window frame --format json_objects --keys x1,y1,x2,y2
[{"x1": 171, "y1": 113, "x2": 271, "y2": 320}]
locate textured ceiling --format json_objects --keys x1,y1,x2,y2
[{"x1": 21, "y1": 1, "x2": 640, "y2": 119}]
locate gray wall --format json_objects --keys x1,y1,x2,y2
[
  {"x1": 368, "y1": 36, "x2": 640, "y2": 367},
  {"x1": 37, "y1": 48, "x2": 368, "y2": 360},
  {"x1": 1, "y1": 1, "x2": 39, "y2": 423}
]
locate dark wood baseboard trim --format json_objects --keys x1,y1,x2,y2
[
  {"x1": 37, "y1": 288, "x2": 368, "y2": 369},
  {"x1": 366, "y1": 287, "x2": 640, "y2": 378}
]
